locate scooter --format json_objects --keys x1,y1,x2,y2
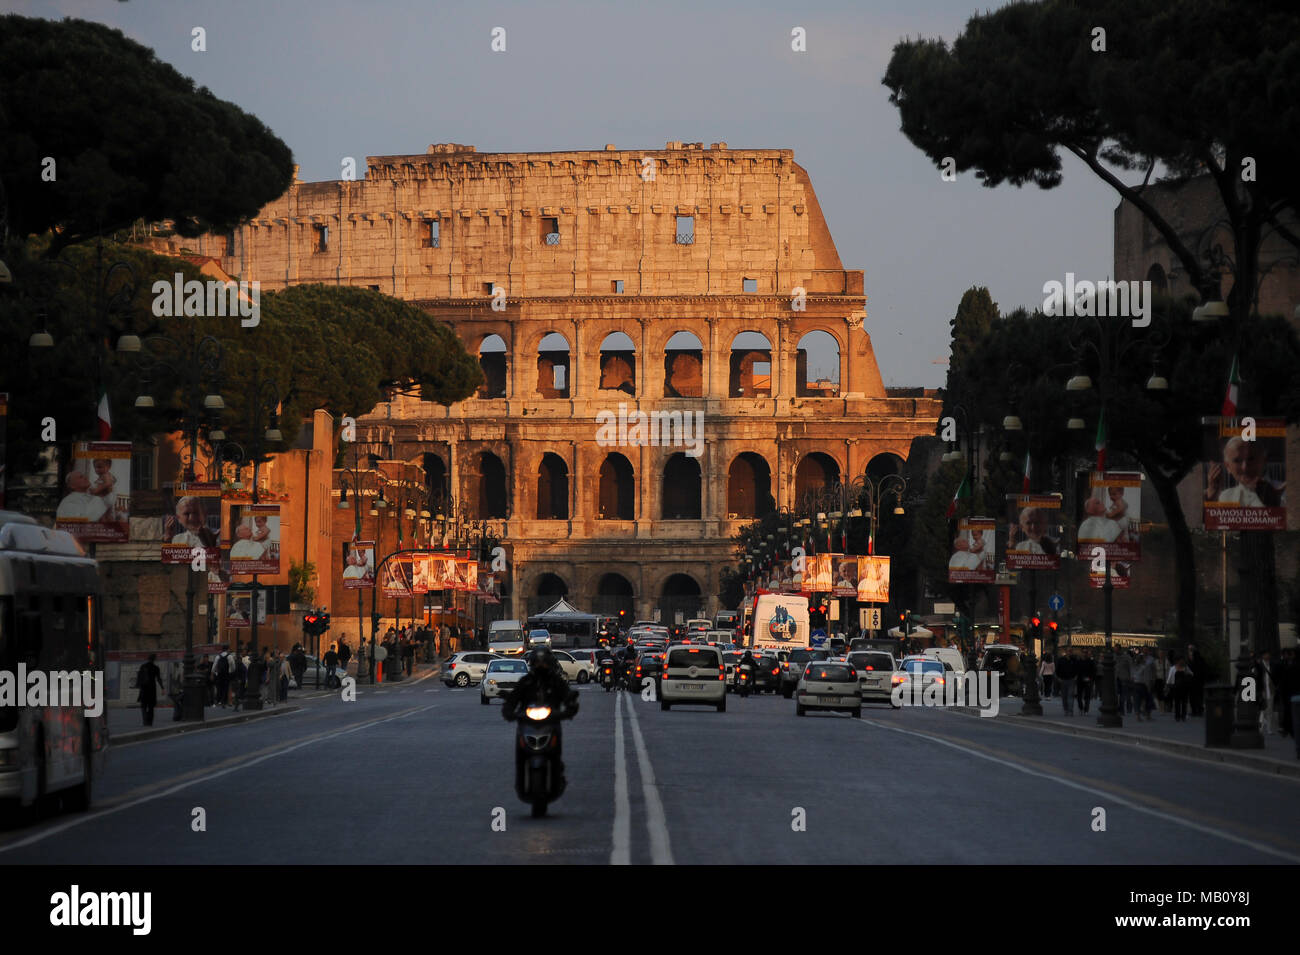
[
  {"x1": 737, "y1": 661, "x2": 755, "y2": 698},
  {"x1": 600, "y1": 662, "x2": 616, "y2": 692},
  {"x1": 512, "y1": 689, "x2": 579, "y2": 818}
]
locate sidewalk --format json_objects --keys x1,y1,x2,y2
[{"x1": 960, "y1": 696, "x2": 1300, "y2": 777}]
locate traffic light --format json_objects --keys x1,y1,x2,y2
[
  {"x1": 320, "y1": 612, "x2": 330, "y2": 634},
  {"x1": 371, "y1": 612, "x2": 381, "y2": 636},
  {"x1": 303, "y1": 613, "x2": 318, "y2": 636}
]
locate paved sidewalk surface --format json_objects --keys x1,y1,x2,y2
[
  {"x1": 108, "y1": 661, "x2": 442, "y2": 743},
  {"x1": 961, "y1": 696, "x2": 1300, "y2": 776}
]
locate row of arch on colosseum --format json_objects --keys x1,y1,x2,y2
[
  {"x1": 464, "y1": 318, "x2": 867, "y2": 400},
  {"x1": 408, "y1": 442, "x2": 908, "y2": 522},
  {"x1": 520, "y1": 566, "x2": 713, "y2": 616}
]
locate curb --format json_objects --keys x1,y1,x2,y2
[
  {"x1": 112, "y1": 704, "x2": 303, "y2": 745},
  {"x1": 953, "y1": 706, "x2": 1300, "y2": 779}
]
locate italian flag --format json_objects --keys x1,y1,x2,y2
[
  {"x1": 1094, "y1": 408, "x2": 1107, "y2": 472},
  {"x1": 1022, "y1": 451, "x2": 1032, "y2": 495},
  {"x1": 97, "y1": 391, "x2": 112, "y2": 440},
  {"x1": 1221, "y1": 353, "x2": 1240, "y2": 418},
  {"x1": 945, "y1": 472, "x2": 970, "y2": 519}
]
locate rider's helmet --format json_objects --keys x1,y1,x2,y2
[{"x1": 530, "y1": 646, "x2": 558, "y2": 676}]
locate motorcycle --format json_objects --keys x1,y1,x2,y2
[
  {"x1": 512, "y1": 689, "x2": 579, "y2": 818},
  {"x1": 737, "y1": 661, "x2": 755, "y2": 698},
  {"x1": 600, "y1": 662, "x2": 616, "y2": 692}
]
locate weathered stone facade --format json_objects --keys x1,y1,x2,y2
[{"x1": 187, "y1": 142, "x2": 942, "y2": 621}]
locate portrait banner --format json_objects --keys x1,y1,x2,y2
[
  {"x1": 411, "y1": 552, "x2": 432, "y2": 594},
  {"x1": 229, "y1": 502, "x2": 281, "y2": 575},
  {"x1": 856, "y1": 556, "x2": 891, "y2": 603},
  {"x1": 949, "y1": 517, "x2": 997, "y2": 584},
  {"x1": 1005, "y1": 494, "x2": 1063, "y2": 571},
  {"x1": 1089, "y1": 562, "x2": 1133, "y2": 590},
  {"x1": 1076, "y1": 471, "x2": 1141, "y2": 562},
  {"x1": 1202, "y1": 418, "x2": 1286, "y2": 531},
  {"x1": 55, "y1": 441, "x2": 132, "y2": 543},
  {"x1": 207, "y1": 549, "x2": 232, "y2": 595},
  {"x1": 430, "y1": 555, "x2": 456, "y2": 590},
  {"x1": 161, "y1": 482, "x2": 221, "y2": 565},
  {"x1": 343, "y1": 540, "x2": 375, "y2": 590},
  {"x1": 832, "y1": 555, "x2": 858, "y2": 597},
  {"x1": 455, "y1": 559, "x2": 478, "y2": 592},
  {"x1": 810, "y1": 554, "x2": 833, "y2": 593},
  {"x1": 381, "y1": 554, "x2": 413, "y2": 598}
]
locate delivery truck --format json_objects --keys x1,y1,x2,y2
[{"x1": 747, "y1": 592, "x2": 811, "y2": 652}]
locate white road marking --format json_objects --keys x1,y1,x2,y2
[
  {"x1": 861, "y1": 716, "x2": 1300, "y2": 863},
  {"x1": 611, "y1": 691, "x2": 631, "y2": 865},
  {"x1": 624, "y1": 692, "x2": 675, "y2": 865},
  {"x1": 0, "y1": 704, "x2": 441, "y2": 853}
]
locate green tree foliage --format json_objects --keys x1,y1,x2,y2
[
  {"x1": 0, "y1": 241, "x2": 481, "y2": 474},
  {"x1": 0, "y1": 16, "x2": 294, "y2": 256},
  {"x1": 948, "y1": 287, "x2": 998, "y2": 383}
]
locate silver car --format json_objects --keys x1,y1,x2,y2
[
  {"x1": 846, "y1": 651, "x2": 899, "y2": 707},
  {"x1": 481, "y1": 658, "x2": 530, "y2": 703},
  {"x1": 795, "y1": 661, "x2": 863, "y2": 718},
  {"x1": 442, "y1": 651, "x2": 501, "y2": 688}
]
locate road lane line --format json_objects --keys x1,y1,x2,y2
[
  {"x1": 860, "y1": 716, "x2": 1300, "y2": 863},
  {"x1": 623, "y1": 692, "x2": 675, "y2": 865},
  {"x1": 611, "y1": 690, "x2": 631, "y2": 864},
  {"x1": 0, "y1": 703, "x2": 440, "y2": 853}
]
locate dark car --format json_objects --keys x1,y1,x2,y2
[
  {"x1": 753, "y1": 652, "x2": 783, "y2": 693},
  {"x1": 781, "y1": 647, "x2": 829, "y2": 698},
  {"x1": 638, "y1": 651, "x2": 665, "y2": 685}
]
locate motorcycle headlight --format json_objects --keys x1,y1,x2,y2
[{"x1": 524, "y1": 705, "x2": 552, "y2": 720}]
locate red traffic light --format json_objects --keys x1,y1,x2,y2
[
  {"x1": 1031, "y1": 616, "x2": 1041, "y2": 628},
  {"x1": 1048, "y1": 621, "x2": 1059, "y2": 632}
]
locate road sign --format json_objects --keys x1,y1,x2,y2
[
  {"x1": 859, "y1": 608, "x2": 882, "y2": 630},
  {"x1": 1048, "y1": 593, "x2": 1064, "y2": 612}
]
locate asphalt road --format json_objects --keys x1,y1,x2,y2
[{"x1": 3, "y1": 678, "x2": 1298, "y2": 865}]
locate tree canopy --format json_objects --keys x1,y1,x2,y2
[{"x1": 0, "y1": 16, "x2": 294, "y2": 256}]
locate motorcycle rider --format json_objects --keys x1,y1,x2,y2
[
  {"x1": 598, "y1": 646, "x2": 617, "y2": 687},
  {"x1": 738, "y1": 648, "x2": 757, "y2": 694},
  {"x1": 502, "y1": 647, "x2": 579, "y2": 798}
]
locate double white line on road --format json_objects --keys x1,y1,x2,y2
[{"x1": 612, "y1": 692, "x2": 674, "y2": 865}]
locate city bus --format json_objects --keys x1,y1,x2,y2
[{"x1": 0, "y1": 512, "x2": 109, "y2": 820}]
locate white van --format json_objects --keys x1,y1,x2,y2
[
  {"x1": 924, "y1": 646, "x2": 968, "y2": 674},
  {"x1": 488, "y1": 620, "x2": 525, "y2": 656},
  {"x1": 750, "y1": 594, "x2": 811, "y2": 652}
]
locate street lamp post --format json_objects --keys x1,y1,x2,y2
[{"x1": 338, "y1": 444, "x2": 385, "y2": 682}]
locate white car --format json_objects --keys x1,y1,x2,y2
[
  {"x1": 660, "y1": 644, "x2": 726, "y2": 712},
  {"x1": 796, "y1": 660, "x2": 863, "y2": 717},
  {"x1": 846, "y1": 650, "x2": 899, "y2": 706},
  {"x1": 481, "y1": 658, "x2": 530, "y2": 703},
  {"x1": 924, "y1": 646, "x2": 968, "y2": 675},
  {"x1": 442, "y1": 651, "x2": 501, "y2": 687},
  {"x1": 552, "y1": 650, "x2": 594, "y2": 684}
]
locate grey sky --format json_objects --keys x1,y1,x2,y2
[{"x1": 14, "y1": 0, "x2": 1118, "y2": 388}]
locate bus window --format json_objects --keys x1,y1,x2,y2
[{"x1": 17, "y1": 610, "x2": 42, "y2": 666}]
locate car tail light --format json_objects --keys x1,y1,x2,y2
[
  {"x1": 891, "y1": 675, "x2": 905, "y2": 684},
  {"x1": 935, "y1": 677, "x2": 945, "y2": 685},
  {"x1": 865, "y1": 666, "x2": 874, "y2": 671}
]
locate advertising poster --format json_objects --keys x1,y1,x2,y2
[
  {"x1": 1076, "y1": 471, "x2": 1141, "y2": 562},
  {"x1": 226, "y1": 589, "x2": 268, "y2": 628},
  {"x1": 430, "y1": 555, "x2": 456, "y2": 590},
  {"x1": 381, "y1": 554, "x2": 412, "y2": 598},
  {"x1": 228, "y1": 502, "x2": 281, "y2": 575},
  {"x1": 55, "y1": 440, "x2": 132, "y2": 543},
  {"x1": 343, "y1": 540, "x2": 375, "y2": 590},
  {"x1": 1005, "y1": 494, "x2": 1063, "y2": 571},
  {"x1": 810, "y1": 553, "x2": 833, "y2": 592},
  {"x1": 1089, "y1": 562, "x2": 1133, "y2": 590},
  {"x1": 1202, "y1": 418, "x2": 1287, "y2": 531},
  {"x1": 478, "y1": 570, "x2": 501, "y2": 603},
  {"x1": 856, "y1": 556, "x2": 891, "y2": 603},
  {"x1": 455, "y1": 559, "x2": 478, "y2": 591},
  {"x1": 411, "y1": 552, "x2": 432, "y2": 594},
  {"x1": 207, "y1": 549, "x2": 232, "y2": 595},
  {"x1": 778, "y1": 564, "x2": 796, "y2": 593},
  {"x1": 161, "y1": 482, "x2": 222, "y2": 565},
  {"x1": 832, "y1": 555, "x2": 858, "y2": 597},
  {"x1": 948, "y1": 517, "x2": 996, "y2": 584}
]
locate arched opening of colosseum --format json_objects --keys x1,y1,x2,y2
[
  {"x1": 536, "y1": 332, "x2": 570, "y2": 399},
  {"x1": 866, "y1": 451, "x2": 904, "y2": 480},
  {"x1": 794, "y1": 452, "x2": 840, "y2": 503},
  {"x1": 729, "y1": 331, "x2": 772, "y2": 398},
  {"x1": 595, "y1": 572, "x2": 635, "y2": 618},
  {"x1": 664, "y1": 331, "x2": 704, "y2": 398},
  {"x1": 659, "y1": 573, "x2": 703, "y2": 624},
  {"x1": 422, "y1": 452, "x2": 447, "y2": 513},
  {"x1": 474, "y1": 451, "x2": 510, "y2": 519},
  {"x1": 478, "y1": 334, "x2": 507, "y2": 398},
  {"x1": 598, "y1": 332, "x2": 636, "y2": 396},
  {"x1": 536, "y1": 452, "x2": 570, "y2": 520},
  {"x1": 796, "y1": 330, "x2": 840, "y2": 398},
  {"x1": 727, "y1": 452, "x2": 774, "y2": 519},
  {"x1": 597, "y1": 452, "x2": 635, "y2": 520},
  {"x1": 533, "y1": 572, "x2": 568, "y2": 615},
  {"x1": 661, "y1": 453, "x2": 702, "y2": 519}
]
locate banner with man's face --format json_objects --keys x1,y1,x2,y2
[
  {"x1": 810, "y1": 554, "x2": 833, "y2": 592},
  {"x1": 1202, "y1": 418, "x2": 1287, "y2": 530},
  {"x1": 228, "y1": 502, "x2": 280, "y2": 575},
  {"x1": 56, "y1": 441, "x2": 132, "y2": 543},
  {"x1": 455, "y1": 559, "x2": 478, "y2": 591},
  {"x1": 381, "y1": 554, "x2": 412, "y2": 598},
  {"x1": 411, "y1": 553, "x2": 431, "y2": 594},
  {"x1": 949, "y1": 517, "x2": 996, "y2": 584},
  {"x1": 1075, "y1": 471, "x2": 1141, "y2": 562},
  {"x1": 343, "y1": 540, "x2": 375, "y2": 590},
  {"x1": 1005, "y1": 494, "x2": 1063, "y2": 571},
  {"x1": 856, "y1": 556, "x2": 891, "y2": 603},
  {"x1": 208, "y1": 549, "x2": 232, "y2": 595},
  {"x1": 832, "y1": 555, "x2": 858, "y2": 597},
  {"x1": 161, "y1": 482, "x2": 221, "y2": 565}
]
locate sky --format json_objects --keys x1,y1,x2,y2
[{"x1": 11, "y1": 0, "x2": 1122, "y2": 388}]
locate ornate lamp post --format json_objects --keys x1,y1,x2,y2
[{"x1": 338, "y1": 445, "x2": 386, "y2": 681}]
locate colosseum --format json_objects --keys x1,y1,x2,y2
[{"x1": 193, "y1": 141, "x2": 942, "y2": 623}]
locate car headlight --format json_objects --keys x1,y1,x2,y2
[
  {"x1": 524, "y1": 705, "x2": 552, "y2": 720},
  {"x1": 488, "y1": 679, "x2": 497, "y2": 685}
]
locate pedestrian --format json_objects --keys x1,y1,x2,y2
[
  {"x1": 403, "y1": 634, "x2": 415, "y2": 675},
  {"x1": 1115, "y1": 649, "x2": 1134, "y2": 715},
  {"x1": 1077, "y1": 649, "x2": 1096, "y2": 715},
  {"x1": 197, "y1": 654, "x2": 214, "y2": 707},
  {"x1": 1153, "y1": 650, "x2": 1169, "y2": 711},
  {"x1": 1187, "y1": 644, "x2": 1208, "y2": 717},
  {"x1": 1039, "y1": 653, "x2": 1055, "y2": 699},
  {"x1": 1169, "y1": 656, "x2": 1192, "y2": 721},
  {"x1": 1057, "y1": 650, "x2": 1077, "y2": 716},
  {"x1": 279, "y1": 651, "x2": 293, "y2": 702},
  {"x1": 1133, "y1": 649, "x2": 1156, "y2": 720},
  {"x1": 233, "y1": 651, "x2": 247, "y2": 710},
  {"x1": 260, "y1": 647, "x2": 274, "y2": 704},
  {"x1": 212, "y1": 645, "x2": 233, "y2": 707},
  {"x1": 337, "y1": 639, "x2": 352, "y2": 680},
  {"x1": 324, "y1": 642, "x2": 340, "y2": 689},
  {"x1": 438, "y1": 623, "x2": 450, "y2": 658},
  {"x1": 1255, "y1": 651, "x2": 1276, "y2": 734},
  {"x1": 136, "y1": 653, "x2": 166, "y2": 726},
  {"x1": 290, "y1": 644, "x2": 307, "y2": 688}
]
